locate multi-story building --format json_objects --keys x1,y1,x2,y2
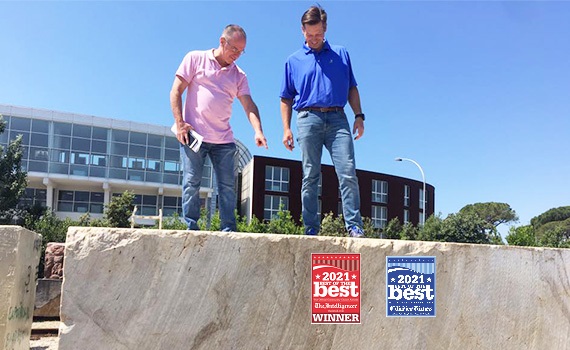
[
  {"x1": 0, "y1": 104, "x2": 251, "y2": 224},
  {"x1": 1, "y1": 104, "x2": 435, "y2": 229},
  {"x1": 240, "y1": 156, "x2": 435, "y2": 228}
]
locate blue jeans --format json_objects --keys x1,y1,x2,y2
[
  {"x1": 180, "y1": 142, "x2": 237, "y2": 231},
  {"x1": 297, "y1": 110, "x2": 363, "y2": 232}
]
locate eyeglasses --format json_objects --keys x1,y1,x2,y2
[{"x1": 224, "y1": 38, "x2": 245, "y2": 55}]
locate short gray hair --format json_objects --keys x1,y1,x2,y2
[{"x1": 222, "y1": 24, "x2": 246, "y2": 41}]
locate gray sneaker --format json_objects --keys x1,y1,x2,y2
[{"x1": 348, "y1": 225, "x2": 365, "y2": 238}]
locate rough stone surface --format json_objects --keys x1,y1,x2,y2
[
  {"x1": 59, "y1": 227, "x2": 570, "y2": 350},
  {"x1": 44, "y1": 243, "x2": 65, "y2": 279},
  {"x1": 0, "y1": 225, "x2": 42, "y2": 350},
  {"x1": 34, "y1": 279, "x2": 62, "y2": 318}
]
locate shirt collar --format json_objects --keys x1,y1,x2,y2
[
  {"x1": 303, "y1": 39, "x2": 331, "y2": 54},
  {"x1": 208, "y1": 48, "x2": 234, "y2": 70}
]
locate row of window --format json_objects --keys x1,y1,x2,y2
[
  {"x1": 3, "y1": 115, "x2": 173, "y2": 147},
  {"x1": 1, "y1": 115, "x2": 214, "y2": 186},
  {"x1": 264, "y1": 166, "x2": 426, "y2": 208},
  {"x1": 19, "y1": 188, "x2": 185, "y2": 216},
  {"x1": 263, "y1": 194, "x2": 391, "y2": 228}
]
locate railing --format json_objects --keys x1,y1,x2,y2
[{"x1": 130, "y1": 206, "x2": 163, "y2": 230}]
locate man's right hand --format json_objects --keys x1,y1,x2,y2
[
  {"x1": 176, "y1": 122, "x2": 193, "y2": 145},
  {"x1": 282, "y1": 129, "x2": 295, "y2": 151}
]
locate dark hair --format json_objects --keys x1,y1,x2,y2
[
  {"x1": 301, "y1": 5, "x2": 327, "y2": 27},
  {"x1": 222, "y1": 24, "x2": 247, "y2": 41}
]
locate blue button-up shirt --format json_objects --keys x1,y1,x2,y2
[{"x1": 280, "y1": 40, "x2": 357, "y2": 111}]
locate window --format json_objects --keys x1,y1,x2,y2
[
  {"x1": 72, "y1": 125, "x2": 91, "y2": 138},
  {"x1": 92, "y1": 127, "x2": 108, "y2": 140},
  {"x1": 200, "y1": 157, "x2": 213, "y2": 188},
  {"x1": 404, "y1": 185, "x2": 410, "y2": 207},
  {"x1": 111, "y1": 142, "x2": 128, "y2": 155},
  {"x1": 372, "y1": 205, "x2": 387, "y2": 229},
  {"x1": 10, "y1": 117, "x2": 31, "y2": 131},
  {"x1": 147, "y1": 134, "x2": 162, "y2": 147},
  {"x1": 91, "y1": 140, "x2": 107, "y2": 153},
  {"x1": 164, "y1": 161, "x2": 180, "y2": 173},
  {"x1": 163, "y1": 196, "x2": 182, "y2": 216},
  {"x1": 419, "y1": 212, "x2": 424, "y2": 226},
  {"x1": 265, "y1": 166, "x2": 289, "y2": 192},
  {"x1": 71, "y1": 152, "x2": 89, "y2": 165},
  {"x1": 57, "y1": 190, "x2": 104, "y2": 213},
  {"x1": 147, "y1": 146, "x2": 161, "y2": 159},
  {"x1": 129, "y1": 144, "x2": 146, "y2": 158},
  {"x1": 31, "y1": 119, "x2": 49, "y2": 133},
  {"x1": 131, "y1": 194, "x2": 158, "y2": 215},
  {"x1": 19, "y1": 188, "x2": 47, "y2": 208},
  {"x1": 318, "y1": 174, "x2": 322, "y2": 196},
  {"x1": 53, "y1": 135, "x2": 71, "y2": 150},
  {"x1": 71, "y1": 138, "x2": 90, "y2": 152},
  {"x1": 264, "y1": 195, "x2": 288, "y2": 220},
  {"x1": 54, "y1": 122, "x2": 72, "y2": 136},
  {"x1": 30, "y1": 133, "x2": 48, "y2": 147},
  {"x1": 372, "y1": 180, "x2": 388, "y2": 203},
  {"x1": 129, "y1": 132, "x2": 146, "y2": 145},
  {"x1": 111, "y1": 129, "x2": 128, "y2": 143},
  {"x1": 404, "y1": 209, "x2": 410, "y2": 224}
]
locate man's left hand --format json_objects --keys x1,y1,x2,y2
[{"x1": 353, "y1": 118, "x2": 365, "y2": 140}]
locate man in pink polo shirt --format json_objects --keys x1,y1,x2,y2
[{"x1": 170, "y1": 24, "x2": 268, "y2": 231}]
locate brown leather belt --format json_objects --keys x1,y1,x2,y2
[{"x1": 299, "y1": 106, "x2": 343, "y2": 112}]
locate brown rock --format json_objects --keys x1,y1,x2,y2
[{"x1": 44, "y1": 242, "x2": 65, "y2": 279}]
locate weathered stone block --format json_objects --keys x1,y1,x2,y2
[
  {"x1": 44, "y1": 242, "x2": 65, "y2": 279},
  {"x1": 34, "y1": 278, "x2": 62, "y2": 318},
  {"x1": 60, "y1": 227, "x2": 570, "y2": 350},
  {"x1": 0, "y1": 225, "x2": 42, "y2": 350}
]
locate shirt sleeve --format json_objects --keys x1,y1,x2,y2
[
  {"x1": 237, "y1": 73, "x2": 251, "y2": 98},
  {"x1": 345, "y1": 50, "x2": 358, "y2": 88},
  {"x1": 175, "y1": 51, "x2": 196, "y2": 84},
  {"x1": 279, "y1": 60, "x2": 297, "y2": 99}
]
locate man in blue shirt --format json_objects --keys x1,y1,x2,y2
[{"x1": 280, "y1": 5, "x2": 366, "y2": 238}]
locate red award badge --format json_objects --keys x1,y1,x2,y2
[{"x1": 311, "y1": 253, "x2": 361, "y2": 324}]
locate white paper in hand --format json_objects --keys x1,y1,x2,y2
[{"x1": 171, "y1": 123, "x2": 203, "y2": 153}]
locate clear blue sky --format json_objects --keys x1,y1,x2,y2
[{"x1": 1, "y1": 1, "x2": 569, "y2": 236}]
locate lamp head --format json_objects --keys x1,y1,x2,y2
[{"x1": 395, "y1": 158, "x2": 403, "y2": 162}]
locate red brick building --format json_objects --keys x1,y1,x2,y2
[{"x1": 240, "y1": 156, "x2": 435, "y2": 229}]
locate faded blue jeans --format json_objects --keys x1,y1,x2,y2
[
  {"x1": 297, "y1": 109, "x2": 363, "y2": 233},
  {"x1": 180, "y1": 142, "x2": 237, "y2": 231}
]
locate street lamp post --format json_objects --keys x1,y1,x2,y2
[{"x1": 395, "y1": 157, "x2": 426, "y2": 225}]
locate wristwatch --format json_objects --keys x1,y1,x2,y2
[{"x1": 355, "y1": 113, "x2": 365, "y2": 121}]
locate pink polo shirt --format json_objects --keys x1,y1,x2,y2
[{"x1": 176, "y1": 49, "x2": 251, "y2": 144}]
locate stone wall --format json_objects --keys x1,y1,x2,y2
[
  {"x1": 0, "y1": 226, "x2": 42, "y2": 350},
  {"x1": 59, "y1": 227, "x2": 570, "y2": 350}
]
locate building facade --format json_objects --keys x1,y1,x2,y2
[
  {"x1": 0, "y1": 104, "x2": 251, "y2": 224},
  {"x1": 241, "y1": 156, "x2": 435, "y2": 229}
]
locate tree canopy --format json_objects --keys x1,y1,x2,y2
[
  {"x1": 530, "y1": 206, "x2": 570, "y2": 228},
  {"x1": 459, "y1": 202, "x2": 518, "y2": 228}
]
